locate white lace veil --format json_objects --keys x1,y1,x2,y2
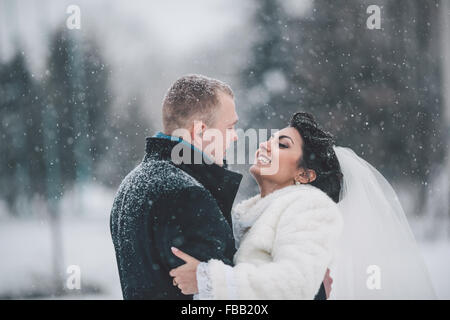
[{"x1": 329, "y1": 146, "x2": 436, "y2": 299}]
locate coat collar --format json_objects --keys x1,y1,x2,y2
[{"x1": 144, "y1": 136, "x2": 243, "y2": 225}]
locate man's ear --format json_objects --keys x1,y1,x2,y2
[{"x1": 190, "y1": 120, "x2": 207, "y2": 142}]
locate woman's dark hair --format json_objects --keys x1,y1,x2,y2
[{"x1": 289, "y1": 112, "x2": 343, "y2": 203}]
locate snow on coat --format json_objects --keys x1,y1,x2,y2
[{"x1": 110, "y1": 137, "x2": 242, "y2": 299}]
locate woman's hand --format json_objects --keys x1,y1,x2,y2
[{"x1": 169, "y1": 247, "x2": 201, "y2": 295}]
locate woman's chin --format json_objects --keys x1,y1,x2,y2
[
  {"x1": 250, "y1": 163, "x2": 266, "y2": 177},
  {"x1": 249, "y1": 164, "x2": 259, "y2": 174}
]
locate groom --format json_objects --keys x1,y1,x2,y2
[
  {"x1": 110, "y1": 74, "x2": 328, "y2": 299},
  {"x1": 110, "y1": 74, "x2": 242, "y2": 299}
]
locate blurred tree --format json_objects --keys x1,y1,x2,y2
[
  {"x1": 45, "y1": 30, "x2": 78, "y2": 191},
  {"x1": 42, "y1": 29, "x2": 114, "y2": 294},
  {"x1": 83, "y1": 38, "x2": 113, "y2": 171},
  {"x1": 0, "y1": 52, "x2": 42, "y2": 214},
  {"x1": 241, "y1": 0, "x2": 446, "y2": 215},
  {"x1": 99, "y1": 94, "x2": 151, "y2": 188},
  {"x1": 0, "y1": 28, "x2": 115, "y2": 216},
  {"x1": 240, "y1": 0, "x2": 291, "y2": 131},
  {"x1": 44, "y1": 29, "x2": 114, "y2": 197}
]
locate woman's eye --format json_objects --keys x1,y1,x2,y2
[{"x1": 279, "y1": 143, "x2": 288, "y2": 148}]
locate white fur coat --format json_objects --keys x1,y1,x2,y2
[{"x1": 201, "y1": 184, "x2": 343, "y2": 300}]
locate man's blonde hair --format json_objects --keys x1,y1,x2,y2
[{"x1": 162, "y1": 74, "x2": 234, "y2": 133}]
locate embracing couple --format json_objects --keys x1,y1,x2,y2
[{"x1": 110, "y1": 74, "x2": 435, "y2": 300}]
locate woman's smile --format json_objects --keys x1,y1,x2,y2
[{"x1": 255, "y1": 151, "x2": 272, "y2": 165}]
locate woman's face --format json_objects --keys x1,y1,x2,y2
[{"x1": 250, "y1": 127, "x2": 307, "y2": 186}]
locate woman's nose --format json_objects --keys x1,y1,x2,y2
[
  {"x1": 232, "y1": 130, "x2": 238, "y2": 142},
  {"x1": 259, "y1": 140, "x2": 270, "y2": 151}
]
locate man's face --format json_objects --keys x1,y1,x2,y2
[{"x1": 201, "y1": 92, "x2": 238, "y2": 165}]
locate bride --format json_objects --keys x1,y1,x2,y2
[{"x1": 169, "y1": 112, "x2": 436, "y2": 300}]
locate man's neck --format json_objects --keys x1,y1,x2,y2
[{"x1": 158, "y1": 131, "x2": 222, "y2": 166}]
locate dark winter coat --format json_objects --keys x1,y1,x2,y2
[{"x1": 110, "y1": 136, "x2": 242, "y2": 299}]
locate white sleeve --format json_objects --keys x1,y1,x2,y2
[
  {"x1": 205, "y1": 201, "x2": 343, "y2": 299},
  {"x1": 195, "y1": 262, "x2": 215, "y2": 300},
  {"x1": 196, "y1": 261, "x2": 239, "y2": 300}
]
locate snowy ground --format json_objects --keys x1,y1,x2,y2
[
  {"x1": 0, "y1": 183, "x2": 449, "y2": 300},
  {"x1": 0, "y1": 184, "x2": 123, "y2": 299},
  {"x1": 418, "y1": 241, "x2": 450, "y2": 299},
  {"x1": 0, "y1": 215, "x2": 122, "y2": 299}
]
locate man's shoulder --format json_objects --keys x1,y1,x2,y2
[{"x1": 120, "y1": 158, "x2": 205, "y2": 196}]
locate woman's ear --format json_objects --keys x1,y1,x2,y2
[
  {"x1": 295, "y1": 168, "x2": 317, "y2": 184},
  {"x1": 306, "y1": 169, "x2": 317, "y2": 183}
]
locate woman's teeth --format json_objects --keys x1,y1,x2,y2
[{"x1": 257, "y1": 156, "x2": 271, "y2": 164}]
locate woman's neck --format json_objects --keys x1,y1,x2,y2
[{"x1": 258, "y1": 180, "x2": 294, "y2": 198}]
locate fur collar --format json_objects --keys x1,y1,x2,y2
[{"x1": 233, "y1": 184, "x2": 321, "y2": 228}]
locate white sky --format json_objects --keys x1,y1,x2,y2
[
  {"x1": 0, "y1": 0, "x2": 255, "y2": 124},
  {"x1": 0, "y1": 0, "x2": 314, "y2": 126},
  {"x1": 0, "y1": 0, "x2": 252, "y2": 71}
]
